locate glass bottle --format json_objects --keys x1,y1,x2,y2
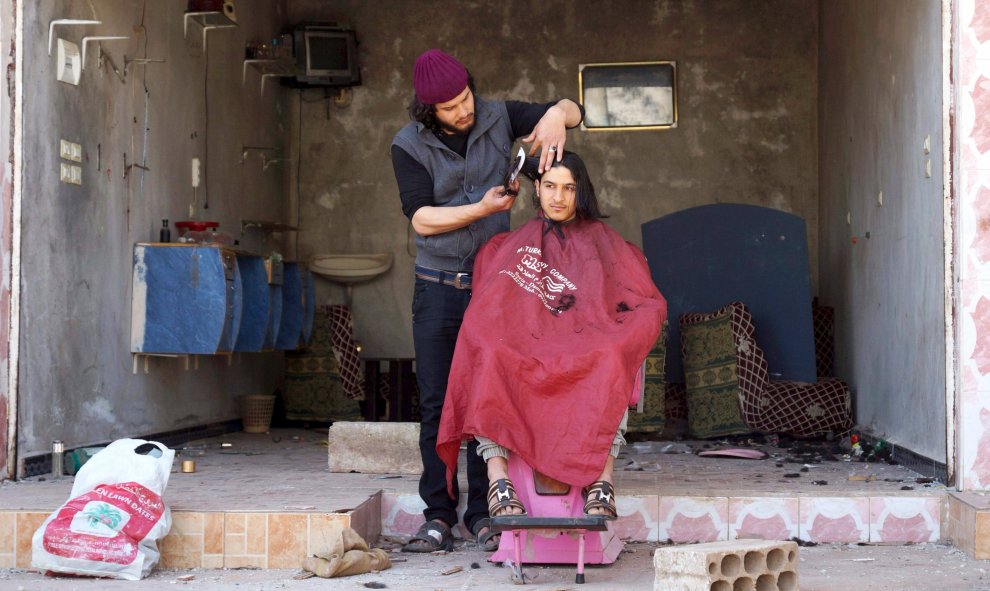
[{"x1": 52, "y1": 440, "x2": 64, "y2": 479}]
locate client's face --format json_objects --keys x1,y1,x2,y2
[{"x1": 536, "y1": 166, "x2": 578, "y2": 223}]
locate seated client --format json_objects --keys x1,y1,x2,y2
[{"x1": 436, "y1": 151, "x2": 667, "y2": 531}]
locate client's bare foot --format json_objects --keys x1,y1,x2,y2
[{"x1": 486, "y1": 456, "x2": 526, "y2": 517}]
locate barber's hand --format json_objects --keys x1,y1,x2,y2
[
  {"x1": 522, "y1": 104, "x2": 567, "y2": 173},
  {"x1": 503, "y1": 177, "x2": 521, "y2": 197},
  {"x1": 479, "y1": 184, "x2": 516, "y2": 215}
]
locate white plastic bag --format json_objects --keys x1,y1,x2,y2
[{"x1": 31, "y1": 438, "x2": 175, "y2": 580}]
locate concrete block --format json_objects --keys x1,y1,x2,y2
[
  {"x1": 654, "y1": 539, "x2": 799, "y2": 591},
  {"x1": 327, "y1": 421, "x2": 422, "y2": 475}
]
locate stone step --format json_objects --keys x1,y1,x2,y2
[
  {"x1": 946, "y1": 491, "x2": 990, "y2": 559},
  {"x1": 0, "y1": 493, "x2": 381, "y2": 570}
]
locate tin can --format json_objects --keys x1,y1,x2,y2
[{"x1": 181, "y1": 460, "x2": 196, "y2": 473}]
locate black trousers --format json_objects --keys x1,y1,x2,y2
[{"x1": 412, "y1": 279, "x2": 488, "y2": 531}]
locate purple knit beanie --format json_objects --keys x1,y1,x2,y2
[{"x1": 413, "y1": 49, "x2": 469, "y2": 105}]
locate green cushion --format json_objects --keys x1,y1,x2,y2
[
  {"x1": 628, "y1": 321, "x2": 668, "y2": 433},
  {"x1": 681, "y1": 306, "x2": 752, "y2": 438}
]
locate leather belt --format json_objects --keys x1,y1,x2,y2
[{"x1": 415, "y1": 265, "x2": 472, "y2": 289}]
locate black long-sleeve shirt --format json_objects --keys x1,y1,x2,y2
[{"x1": 393, "y1": 100, "x2": 577, "y2": 220}]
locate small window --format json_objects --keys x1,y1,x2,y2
[{"x1": 579, "y1": 61, "x2": 677, "y2": 131}]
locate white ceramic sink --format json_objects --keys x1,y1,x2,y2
[{"x1": 309, "y1": 253, "x2": 393, "y2": 284}]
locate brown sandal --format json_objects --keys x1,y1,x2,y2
[
  {"x1": 487, "y1": 478, "x2": 527, "y2": 517},
  {"x1": 583, "y1": 480, "x2": 618, "y2": 520},
  {"x1": 402, "y1": 519, "x2": 453, "y2": 553}
]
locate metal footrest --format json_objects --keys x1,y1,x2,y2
[{"x1": 490, "y1": 515, "x2": 608, "y2": 532}]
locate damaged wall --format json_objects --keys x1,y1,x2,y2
[
  {"x1": 286, "y1": 0, "x2": 819, "y2": 358},
  {"x1": 16, "y1": 1, "x2": 287, "y2": 467},
  {"x1": 818, "y1": 1, "x2": 945, "y2": 460},
  {"x1": 0, "y1": 0, "x2": 13, "y2": 479}
]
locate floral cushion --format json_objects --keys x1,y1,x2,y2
[
  {"x1": 665, "y1": 382, "x2": 687, "y2": 420},
  {"x1": 750, "y1": 378, "x2": 852, "y2": 437},
  {"x1": 680, "y1": 302, "x2": 768, "y2": 438},
  {"x1": 628, "y1": 321, "x2": 668, "y2": 433},
  {"x1": 284, "y1": 306, "x2": 363, "y2": 422}
]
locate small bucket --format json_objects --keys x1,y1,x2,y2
[{"x1": 241, "y1": 395, "x2": 276, "y2": 433}]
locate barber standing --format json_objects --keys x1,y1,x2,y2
[{"x1": 391, "y1": 49, "x2": 583, "y2": 552}]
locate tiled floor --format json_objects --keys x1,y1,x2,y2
[{"x1": 0, "y1": 428, "x2": 954, "y2": 570}]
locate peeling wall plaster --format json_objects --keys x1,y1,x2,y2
[
  {"x1": 16, "y1": 1, "x2": 287, "y2": 462},
  {"x1": 288, "y1": 0, "x2": 819, "y2": 359}
]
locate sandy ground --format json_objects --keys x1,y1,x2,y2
[{"x1": 1, "y1": 541, "x2": 988, "y2": 591}]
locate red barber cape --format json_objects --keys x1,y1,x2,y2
[{"x1": 436, "y1": 217, "x2": 667, "y2": 496}]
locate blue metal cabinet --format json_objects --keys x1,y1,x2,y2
[
  {"x1": 275, "y1": 263, "x2": 302, "y2": 350},
  {"x1": 131, "y1": 244, "x2": 242, "y2": 354},
  {"x1": 233, "y1": 255, "x2": 269, "y2": 352},
  {"x1": 263, "y1": 257, "x2": 283, "y2": 350},
  {"x1": 275, "y1": 262, "x2": 315, "y2": 350}
]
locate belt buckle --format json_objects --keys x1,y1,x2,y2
[{"x1": 453, "y1": 272, "x2": 470, "y2": 289}]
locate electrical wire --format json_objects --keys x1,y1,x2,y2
[
  {"x1": 137, "y1": 0, "x2": 150, "y2": 219},
  {"x1": 203, "y1": 34, "x2": 209, "y2": 210},
  {"x1": 295, "y1": 90, "x2": 302, "y2": 258},
  {"x1": 293, "y1": 88, "x2": 347, "y2": 255}
]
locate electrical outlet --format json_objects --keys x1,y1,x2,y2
[
  {"x1": 56, "y1": 39, "x2": 81, "y2": 85},
  {"x1": 59, "y1": 139, "x2": 81, "y2": 162},
  {"x1": 59, "y1": 162, "x2": 81, "y2": 185}
]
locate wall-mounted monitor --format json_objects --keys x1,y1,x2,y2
[{"x1": 288, "y1": 24, "x2": 361, "y2": 88}]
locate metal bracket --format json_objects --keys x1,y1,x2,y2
[
  {"x1": 48, "y1": 19, "x2": 101, "y2": 55},
  {"x1": 241, "y1": 145, "x2": 278, "y2": 164},
  {"x1": 240, "y1": 219, "x2": 298, "y2": 233},
  {"x1": 262, "y1": 154, "x2": 293, "y2": 172},
  {"x1": 124, "y1": 56, "x2": 166, "y2": 74},
  {"x1": 81, "y1": 36, "x2": 128, "y2": 68},
  {"x1": 242, "y1": 59, "x2": 295, "y2": 97},
  {"x1": 242, "y1": 59, "x2": 270, "y2": 84},
  {"x1": 184, "y1": 12, "x2": 236, "y2": 52},
  {"x1": 122, "y1": 152, "x2": 150, "y2": 179},
  {"x1": 132, "y1": 353, "x2": 196, "y2": 374}
]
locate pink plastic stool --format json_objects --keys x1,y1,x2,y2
[
  {"x1": 489, "y1": 458, "x2": 623, "y2": 584},
  {"x1": 488, "y1": 365, "x2": 642, "y2": 584}
]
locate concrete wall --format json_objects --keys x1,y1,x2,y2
[
  {"x1": 0, "y1": 0, "x2": 13, "y2": 479},
  {"x1": 286, "y1": 0, "x2": 820, "y2": 358},
  {"x1": 819, "y1": 1, "x2": 945, "y2": 460},
  {"x1": 16, "y1": 1, "x2": 287, "y2": 465}
]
